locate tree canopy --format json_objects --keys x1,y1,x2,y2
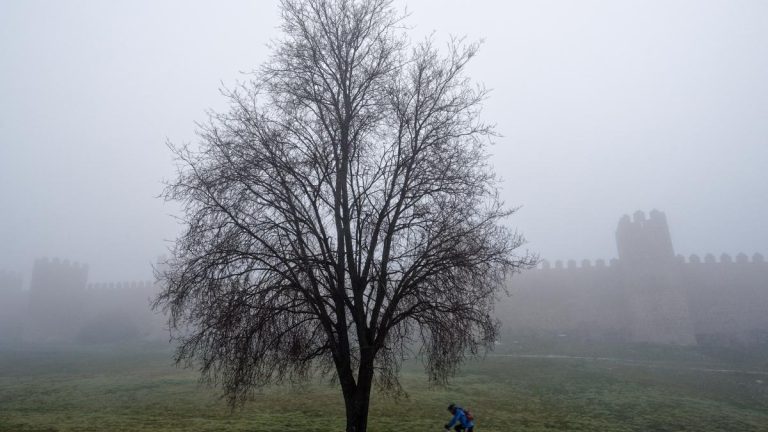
[{"x1": 155, "y1": 1, "x2": 534, "y2": 430}]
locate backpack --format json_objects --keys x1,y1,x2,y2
[{"x1": 464, "y1": 408, "x2": 474, "y2": 422}]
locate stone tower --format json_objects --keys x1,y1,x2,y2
[
  {"x1": 616, "y1": 209, "x2": 675, "y2": 262},
  {"x1": 24, "y1": 258, "x2": 89, "y2": 343},
  {"x1": 615, "y1": 210, "x2": 696, "y2": 345}
]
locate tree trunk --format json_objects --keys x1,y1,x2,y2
[{"x1": 341, "y1": 358, "x2": 375, "y2": 432}]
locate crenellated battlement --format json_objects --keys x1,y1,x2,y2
[
  {"x1": 33, "y1": 257, "x2": 89, "y2": 272},
  {"x1": 87, "y1": 281, "x2": 155, "y2": 291},
  {"x1": 681, "y1": 252, "x2": 765, "y2": 265},
  {"x1": 535, "y1": 251, "x2": 766, "y2": 271},
  {"x1": 538, "y1": 258, "x2": 618, "y2": 270}
]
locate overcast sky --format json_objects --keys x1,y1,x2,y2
[{"x1": 1, "y1": 0, "x2": 766, "y2": 282}]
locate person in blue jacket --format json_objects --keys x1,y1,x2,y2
[{"x1": 444, "y1": 403, "x2": 474, "y2": 432}]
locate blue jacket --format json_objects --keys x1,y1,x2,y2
[{"x1": 447, "y1": 407, "x2": 474, "y2": 428}]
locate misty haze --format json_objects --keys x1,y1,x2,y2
[{"x1": 1, "y1": 1, "x2": 766, "y2": 432}]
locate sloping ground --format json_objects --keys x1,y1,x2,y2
[{"x1": 1, "y1": 344, "x2": 767, "y2": 432}]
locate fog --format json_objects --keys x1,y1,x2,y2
[
  {"x1": 1, "y1": 1, "x2": 766, "y2": 283},
  {"x1": 1, "y1": 2, "x2": 767, "y2": 431}
]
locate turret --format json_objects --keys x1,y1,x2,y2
[{"x1": 615, "y1": 209, "x2": 675, "y2": 263}]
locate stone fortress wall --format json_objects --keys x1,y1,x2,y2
[
  {"x1": 498, "y1": 210, "x2": 768, "y2": 346},
  {"x1": 2, "y1": 210, "x2": 766, "y2": 347},
  {"x1": 0, "y1": 258, "x2": 165, "y2": 345},
  {"x1": 0, "y1": 270, "x2": 25, "y2": 343}
]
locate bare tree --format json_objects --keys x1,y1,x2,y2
[{"x1": 155, "y1": 0, "x2": 534, "y2": 430}]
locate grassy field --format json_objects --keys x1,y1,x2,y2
[{"x1": 1, "y1": 342, "x2": 767, "y2": 432}]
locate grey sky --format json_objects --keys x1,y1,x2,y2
[{"x1": 1, "y1": 0, "x2": 766, "y2": 282}]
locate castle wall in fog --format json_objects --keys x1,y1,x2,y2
[
  {"x1": 0, "y1": 258, "x2": 165, "y2": 346},
  {"x1": 499, "y1": 210, "x2": 768, "y2": 346},
  {"x1": 0, "y1": 270, "x2": 25, "y2": 343},
  {"x1": 25, "y1": 258, "x2": 89, "y2": 342},
  {"x1": 2, "y1": 211, "x2": 766, "y2": 347}
]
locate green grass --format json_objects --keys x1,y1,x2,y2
[{"x1": 1, "y1": 343, "x2": 767, "y2": 431}]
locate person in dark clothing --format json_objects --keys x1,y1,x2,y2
[{"x1": 445, "y1": 403, "x2": 475, "y2": 432}]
